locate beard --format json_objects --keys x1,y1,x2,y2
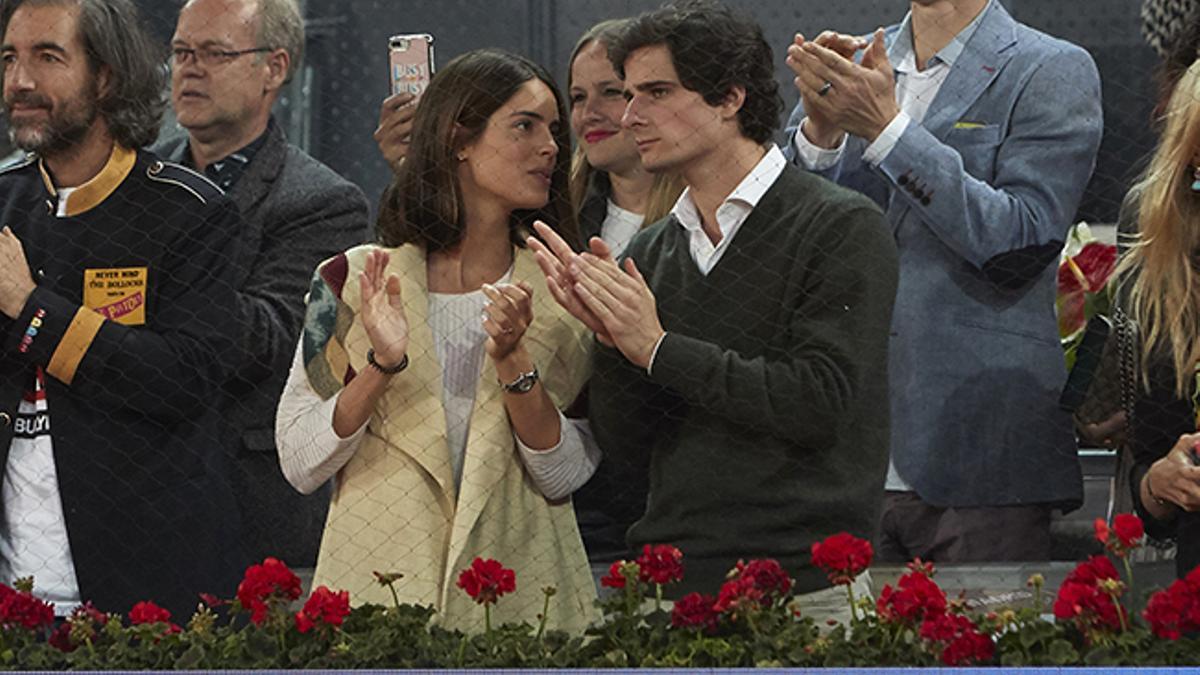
[{"x1": 4, "y1": 80, "x2": 98, "y2": 156}]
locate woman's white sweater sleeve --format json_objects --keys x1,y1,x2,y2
[
  {"x1": 275, "y1": 339, "x2": 368, "y2": 495},
  {"x1": 515, "y1": 412, "x2": 602, "y2": 500}
]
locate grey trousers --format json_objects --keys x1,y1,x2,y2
[{"x1": 877, "y1": 490, "x2": 1052, "y2": 563}]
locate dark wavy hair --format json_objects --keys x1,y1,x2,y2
[
  {"x1": 0, "y1": 0, "x2": 167, "y2": 148},
  {"x1": 608, "y1": 0, "x2": 782, "y2": 145},
  {"x1": 379, "y1": 48, "x2": 579, "y2": 252}
]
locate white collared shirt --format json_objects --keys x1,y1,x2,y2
[{"x1": 669, "y1": 144, "x2": 787, "y2": 276}]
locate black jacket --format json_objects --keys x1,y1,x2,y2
[
  {"x1": 155, "y1": 122, "x2": 370, "y2": 565},
  {"x1": 0, "y1": 148, "x2": 248, "y2": 617}
]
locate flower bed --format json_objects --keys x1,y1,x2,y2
[{"x1": 2, "y1": 514, "x2": 1199, "y2": 669}]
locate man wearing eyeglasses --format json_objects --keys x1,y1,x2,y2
[{"x1": 156, "y1": 0, "x2": 369, "y2": 569}]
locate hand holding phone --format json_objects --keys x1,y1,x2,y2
[{"x1": 375, "y1": 92, "x2": 417, "y2": 170}]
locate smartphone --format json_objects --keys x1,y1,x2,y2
[{"x1": 388, "y1": 33, "x2": 435, "y2": 99}]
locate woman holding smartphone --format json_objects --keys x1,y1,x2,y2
[
  {"x1": 1119, "y1": 61, "x2": 1200, "y2": 578},
  {"x1": 275, "y1": 49, "x2": 596, "y2": 632}
]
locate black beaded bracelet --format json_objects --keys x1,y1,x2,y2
[{"x1": 367, "y1": 349, "x2": 408, "y2": 375}]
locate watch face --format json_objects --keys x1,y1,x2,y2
[{"x1": 505, "y1": 369, "x2": 539, "y2": 393}]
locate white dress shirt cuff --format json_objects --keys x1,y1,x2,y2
[
  {"x1": 646, "y1": 331, "x2": 668, "y2": 376},
  {"x1": 791, "y1": 119, "x2": 847, "y2": 171},
  {"x1": 863, "y1": 111, "x2": 912, "y2": 167}
]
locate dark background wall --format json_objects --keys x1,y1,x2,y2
[{"x1": 137, "y1": 0, "x2": 1157, "y2": 226}]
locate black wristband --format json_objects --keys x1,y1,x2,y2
[{"x1": 367, "y1": 349, "x2": 408, "y2": 375}]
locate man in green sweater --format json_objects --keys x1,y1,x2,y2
[{"x1": 528, "y1": 0, "x2": 899, "y2": 618}]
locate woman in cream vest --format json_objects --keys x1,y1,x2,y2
[{"x1": 275, "y1": 49, "x2": 596, "y2": 633}]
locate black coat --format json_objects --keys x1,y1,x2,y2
[
  {"x1": 0, "y1": 149, "x2": 249, "y2": 617},
  {"x1": 155, "y1": 121, "x2": 371, "y2": 566}
]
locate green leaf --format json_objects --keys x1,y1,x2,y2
[{"x1": 1049, "y1": 638, "x2": 1078, "y2": 665}]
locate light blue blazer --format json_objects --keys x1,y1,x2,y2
[{"x1": 784, "y1": 0, "x2": 1103, "y2": 509}]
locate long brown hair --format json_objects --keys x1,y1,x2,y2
[
  {"x1": 1116, "y1": 60, "x2": 1200, "y2": 395},
  {"x1": 566, "y1": 20, "x2": 682, "y2": 227},
  {"x1": 380, "y1": 48, "x2": 578, "y2": 252}
]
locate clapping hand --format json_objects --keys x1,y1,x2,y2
[
  {"x1": 526, "y1": 220, "x2": 614, "y2": 346},
  {"x1": 0, "y1": 226, "x2": 34, "y2": 320},
  {"x1": 786, "y1": 27, "x2": 899, "y2": 143},
  {"x1": 482, "y1": 281, "x2": 535, "y2": 360},
  {"x1": 358, "y1": 249, "x2": 408, "y2": 370},
  {"x1": 786, "y1": 30, "x2": 867, "y2": 148},
  {"x1": 569, "y1": 253, "x2": 664, "y2": 370}
]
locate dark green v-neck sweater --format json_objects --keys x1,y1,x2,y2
[{"x1": 589, "y1": 163, "x2": 899, "y2": 596}]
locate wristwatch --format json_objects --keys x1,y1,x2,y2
[{"x1": 500, "y1": 366, "x2": 540, "y2": 394}]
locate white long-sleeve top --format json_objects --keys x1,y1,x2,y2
[{"x1": 275, "y1": 279, "x2": 601, "y2": 500}]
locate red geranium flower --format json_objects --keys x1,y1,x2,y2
[
  {"x1": 1054, "y1": 581, "x2": 1126, "y2": 632},
  {"x1": 1144, "y1": 579, "x2": 1193, "y2": 640},
  {"x1": 1094, "y1": 513, "x2": 1144, "y2": 557},
  {"x1": 713, "y1": 558, "x2": 794, "y2": 617},
  {"x1": 128, "y1": 601, "x2": 171, "y2": 626},
  {"x1": 731, "y1": 559, "x2": 793, "y2": 598},
  {"x1": 0, "y1": 584, "x2": 53, "y2": 631},
  {"x1": 876, "y1": 570, "x2": 947, "y2": 626},
  {"x1": 636, "y1": 544, "x2": 684, "y2": 585},
  {"x1": 600, "y1": 560, "x2": 630, "y2": 589},
  {"x1": 236, "y1": 557, "x2": 303, "y2": 625},
  {"x1": 1144, "y1": 567, "x2": 1200, "y2": 640},
  {"x1": 128, "y1": 600, "x2": 181, "y2": 634},
  {"x1": 1064, "y1": 555, "x2": 1120, "y2": 587},
  {"x1": 1053, "y1": 556, "x2": 1127, "y2": 634},
  {"x1": 456, "y1": 557, "x2": 516, "y2": 606},
  {"x1": 294, "y1": 586, "x2": 350, "y2": 633},
  {"x1": 713, "y1": 576, "x2": 764, "y2": 618},
  {"x1": 919, "y1": 612, "x2": 995, "y2": 666},
  {"x1": 811, "y1": 532, "x2": 873, "y2": 586},
  {"x1": 1112, "y1": 513, "x2": 1144, "y2": 549},
  {"x1": 671, "y1": 592, "x2": 719, "y2": 633}
]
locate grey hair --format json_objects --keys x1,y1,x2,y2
[
  {"x1": 254, "y1": 0, "x2": 304, "y2": 83},
  {"x1": 0, "y1": 0, "x2": 167, "y2": 148}
]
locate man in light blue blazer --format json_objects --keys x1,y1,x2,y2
[{"x1": 783, "y1": 0, "x2": 1103, "y2": 561}]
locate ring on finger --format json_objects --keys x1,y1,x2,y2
[{"x1": 817, "y1": 81, "x2": 833, "y2": 97}]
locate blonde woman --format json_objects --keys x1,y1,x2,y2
[
  {"x1": 558, "y1": 19, "x2": 684, "y2": 570},
  {"x1": 1120, "y1": 59, "x2": 1200, "y2": 578}
]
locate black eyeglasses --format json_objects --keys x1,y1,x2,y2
[{"x1": 171, "y1": 46, "x2": 273, "y2": 67}]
